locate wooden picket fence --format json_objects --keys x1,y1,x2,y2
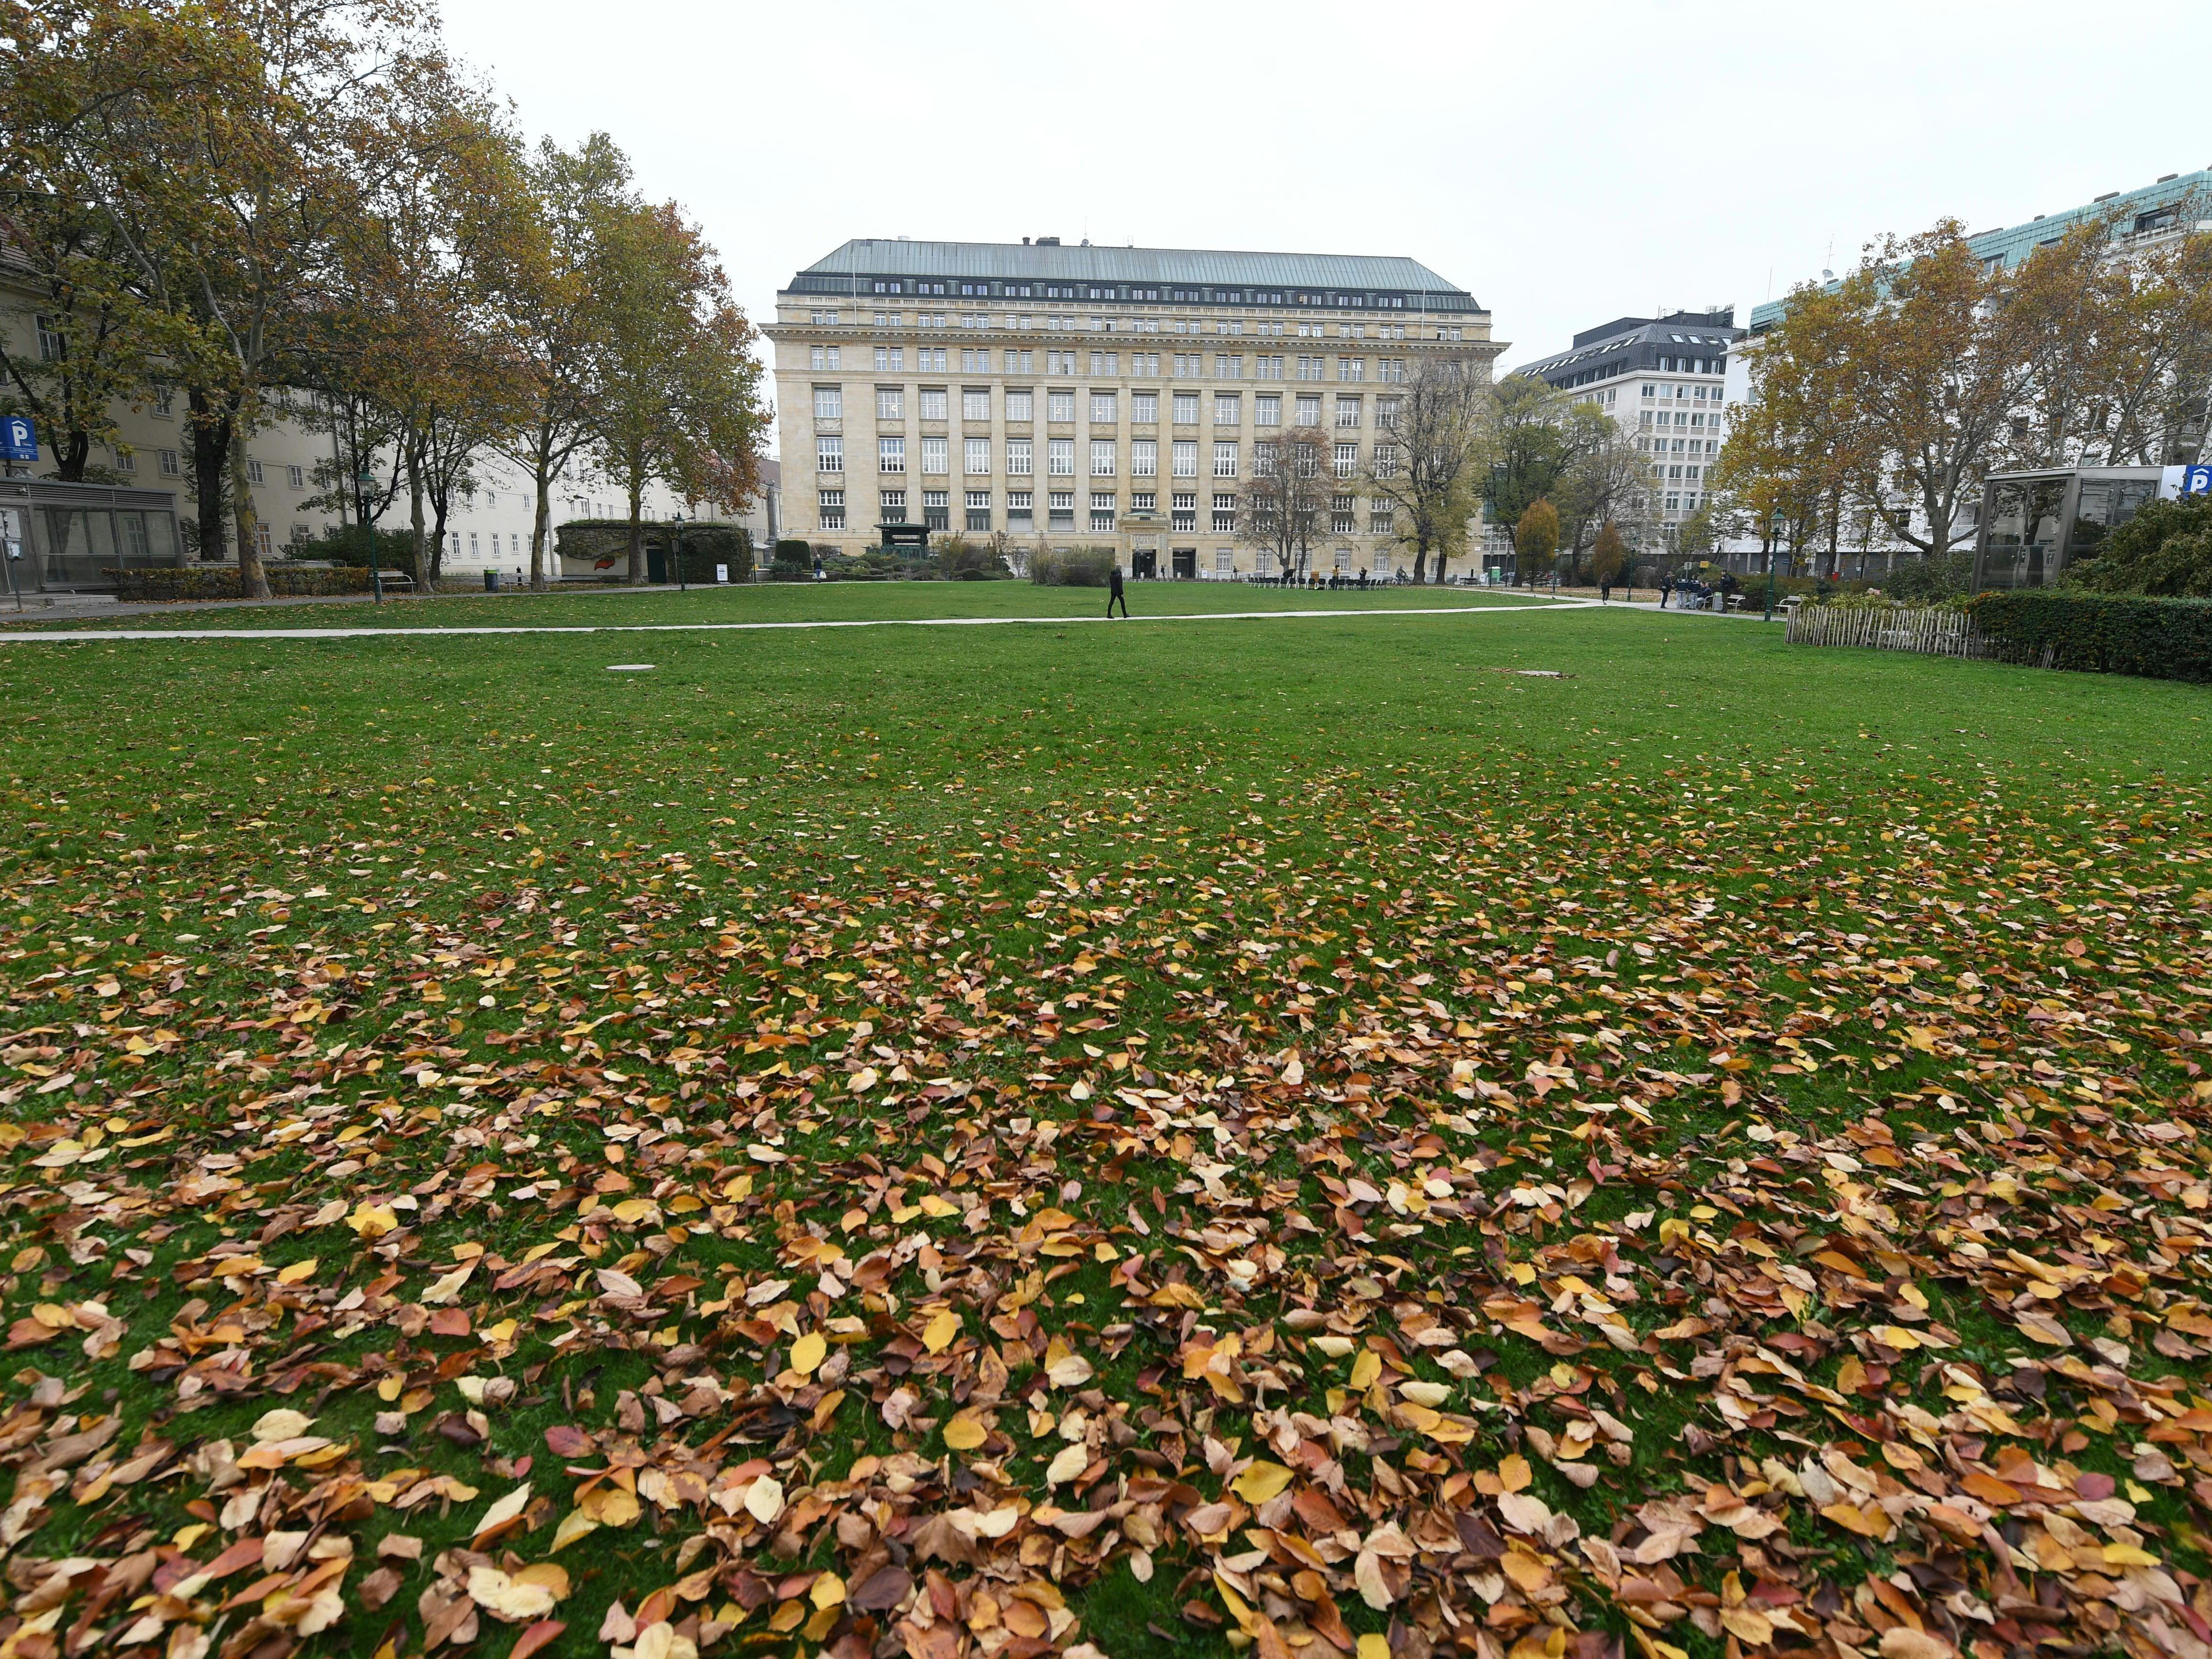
[{"x1": 1785, "y1": 602, "x2": 1985, "y2": 660}]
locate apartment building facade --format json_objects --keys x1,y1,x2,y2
[
  {"x1": 766, "y1": 238, "x2": 1500, "y2": 578},
  {"x1": 1518, "y1": 307, "x2": 1746, "y2": 527}
]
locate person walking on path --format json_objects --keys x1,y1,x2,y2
[
  {"x1": 1107, "y1": 563, "x2": 1129, "y2": 619},
  {"x1": 1659, "y1": 575, "x2": 1673, "y2": 609}
]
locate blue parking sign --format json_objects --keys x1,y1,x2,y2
[
  {"x1": 0, "y1": 417, "x2": 36, "y2": 462},
  {"x1": 2186, "y1": 464, "x2": 2212, "y2": 498}
]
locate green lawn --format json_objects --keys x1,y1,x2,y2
[
  {"x1": 3, "y1": 575, "x2": 1560, "y2": 632},
  {"x1": 1, "y1": 594, "x2": 2208, "y2": 1659}
]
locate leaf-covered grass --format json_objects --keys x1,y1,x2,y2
[{"x1": 0, "y1": 596, "x2": 2209, "y2": 1659}]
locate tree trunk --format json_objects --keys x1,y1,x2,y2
[
  {"x1": 55, "y1": 431, "x2": 91, "y2": 483},
  {"x1": 530, "y1": 461, "x2": 551, "y2": 590},
  {"x1": 407, "y1": 437, "x2": 429, "y2": 588},
  {"x1": 227, "y1": 394, "x2": 270, "y2": 600},
  {"x1": 627, "y1": 481, "x2": 646, "y2": 584},
  {"x1": 187, "y1": 389, "x2": 231, "y2": 563},
  {"x1": 1411, "y1": 542, "x2": 1429, "y2": 584}
]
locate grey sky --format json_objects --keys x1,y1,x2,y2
[{"x1": 443, "y1": 0, "x2": 2212, "y2": 434}]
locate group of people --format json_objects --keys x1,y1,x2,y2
[{"x1": 1659, "y1": 571, "x2": 1740, "y2": 611}]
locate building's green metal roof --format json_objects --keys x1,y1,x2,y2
[
  {"x1": 1747, "y1": 168, "x2": 2212, "y2": 332},
  {"x1": 789, "y1": 238, "x2": 1473, "y2": 300}
]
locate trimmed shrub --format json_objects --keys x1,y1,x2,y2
[
  {"x1": 302, "y1": 523, "x2": 419, "y2": 578},
  {"x1": 1030, "y1": 546, "x2": 1117, "y2": 587},
  {"x1": 770, "y1": 539, "x2": 814, "y2": 579},
  {"x1": 2064, "y1": 497, "x2": 2212, "y2": 597},
  {"x1": 1964, "y1": 589, "x2": 2212, "y2": 683},
  {"x1": 109, "y1": 566, "x2": 381, "y2": 601},
  {"x1": 935, "y1": 535, "x2": 1009, "y2": 581},
  {"x1": 1881, "y1": 552, "x2": 1975, "y2": 603}
]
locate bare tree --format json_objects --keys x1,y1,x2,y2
[
  {"x1": 1552, "y1": 404, "x2": 1653, "y2": 580},
  {"x1": 1362, "y1": 359, "x2": 1485, "y2": 583},
  {"x1": 1238, "y1": 426, "x2": 1332, "y2": 577}
]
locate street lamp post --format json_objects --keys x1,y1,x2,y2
[
  {"x1": 669, "y1": 511, "x2": 686, "y2": 594},
  {"x1": 355, "y1": 464, "x2": 382, "y2": 604}
]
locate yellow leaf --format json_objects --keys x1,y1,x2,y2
[
  {"x1": 744, "y1": 1476, "x2": 785, "y2": 1525},
  {"x1": 1349, "y1": 1350, "x2": 1381, "y2": 1390},
  {"x1": 922, "y1": 1309, "x2": 960, "y2": 1353},
  {"x1": 1498, "y1": 1453, "x2": 1532, "y2": 1492},
  {"x1": 1045, "y1": 1443, "x2": 1088, "y2": 1485},
  {"x1": 551, "y1": 1510, "x2": 599, "y2": 1552},
  {"x1": 276, "y1": 1258, "x2": 319, "y2": 1284},
  {"x1": 471, "y1": 1482, "x2": 533, "y2": 1542},
  {"x1": 1358, "y1": 1638, "x2": 1391, "y2": 1659},
  {"x1": 918, "y1": 1193, "x2": 958, "y2": 1218},
  {"x1": 943, "y1": 1415, "x2": 988, "y2": 1452},
  {"x1": 579, "y1": 1484, "x2": 640, "y2": 1528},
  {"x1": 810, "y1": 1573, "x2": 845, "y2": 1611},
  {"x1": 1230, "y1": 1461, "x2": 1294, "y2": 1504},
  {"x1": 348, "y1": 1202, "x2": 399, "y2": 1239},
  {"x1": 789, "y1": 1332, "x2": 827, "y2": 1376}
]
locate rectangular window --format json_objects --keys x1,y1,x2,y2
[
  {"x1": 1371, "y1": 442, "x2": 1400, "y2": 477},
  {"x1": 883, "y1": 487, "x2": 910, "y2": 520},
  {"x1": 1212, "y1": 493, "x2": 1238, "y2": 531},
  {"x1": 1171, "y1": 440, "x2": 1199, "y2": 478},
  {"x1": 965, "y1": 489, "x2": 992, "y2": 531},
  {"x1": 1048, "y1": 350, "x2": 1077, "y2": 374},
  {"x1": 1173, "y1": 353, "x2": 1203, "y2": 378},
  {"x1": 1048, "y1": 390, "x2": 1075, "y2": 422},
  {"x1": 921, "y1": 436, "x2": 948, "y2": 474},
  {"x1": 1003, "y1": 349, "x2": 1034, "y2": 373},
  {"x1": 1332, "y1": 495, "x2": 1356, "y2": 534},
  {"x1": 1131, "y1": 491, "x2": 1156, "y2": 514},
  {"x1": 1007, "y1": 490, "x2": 1034, "y2": 529},
  {"x1": 1130, "y1": 352, "x2": 1160, "y2": 376},
  {"x1": 1087, "y1": 350, "x2": 1119, "y2": 375},
  {"x1": 918, "y1": 347, "x2": 947, "y2": 370},
  {"x1": 1048, "y1": 438, "x2": 1074, "y2": 476},
  {"x1": 1338, "y1": 357, "x2": 1365, "y2": 381},
  {"x1": 959, "y1": 348, "x2": 989, "y2": 372},
  {"x1": 153, "y1": 389, "x2": 174, "y2": 417},
  {"x1": 1089, "y1": 391, "x2": 1118, "y2": 425},
  {"x1": 1254, "y1": 439, "x2": 1279, "y2": 477},
  {"x1": 962, "y1": 387, "x2": 991, "y2": 421},
  {"x1": 1005, "y1": 388, "x2": 1034, "y2": 422},
  {"x1": 817, "y1": 434, "x2": 844, "y2": 472},
  {"x1": 1172, "y1": 391, "x2": 1199, "y2": 425},
  {"x1": 1255, "y1": 355, "x2": 1284, "y2": 379},
  {"x1": 1370, "y1": 507, "x2": 1395, "y2": 534},
  {"x1": 112, "y1": 446, "x2": 135, "y2": 473},
  {"x1": 1333, "y1": 443, "x2": 1358, "y2": 477},
  {"x1": 1213, "y1": 393, "x2": 1241, "y2": 425},
  {"x1": 1007, "y1": 438, "x2": 1033, "y2": 475},
  {"x1": 1048, "y1": 491, "x2": 1075, "y2": 530},
  {"x1": 158, "y1": 449, "x2": 181, "y2": 477},
  {"x1": 1213, "y1": 441, "x2": 1239, "y2": 479},
  {"x1": 1216, "y1": 549, "x2": 1235, "y2": 575},
  {"x1": 1171, "y1": 492, "x2": 1197, "y2": 531},
  {"x1": 874, "y1": 346, "x2": 904, "y2": 371},
  {"x1": 1295, "y1": 394, "x2": 1321, "y2": 427},
  {"x1": 879, "y1": 436, "x2": 906, "y2": 472},
  {"x1": 1130, "y1": 440, "x2": 1157, "y2": 476},
  {"x1": 876, "y1": 387, "x2": 903, "y2": 420},
  {"x1": 924, "y1": 489, "x2": 949, "y2": 530},
  {"x1": 918, "y1": 387, "x2": 947, "y2": 420},
  {"x1": 1089, "y1": 439, "x2": 1116, "y2": 476},
  {"x1": 34, "y1": 315, "x2": 64, "y2": 362},
  {"x1": 810, "y1": 345, "x2": 841, "y2": 370},
  {"x1": 246, "y1": 458, "x2": 265, "y2": 485},
  {"x1": 1255, "y1": 394, "x2": 1281, "y2": 426},
  {"x1": 1378, "y1": 358, "x2": 1406, "y2": 383},
  {"x1": 1131, "y1": 391, "x2": 1158, "y2": 423},
  {"x1": 815, "y1": 384, "x2": 843, "y2": 420},
  {"x1": 1336, "y1": 397, "x2": 1361, "y2": 428},
  {"x1": 1089, "y1": 492, "x2": 1116, "y2": 531},
  {"x1": 1297, "y1": 355, "x2": 1325, "y2": 381},
  {"x1": 1375, "y1": 395, "x2": 1402, "y2": 429},
  {"x1": 965, "y1": 437, "x2": 991, "y2": 475},
  {"x1": 1214, "y1": 353, "x2": 1243, "y2": 378},
  {"x1": 286, "y1": 464, "x2": 305, "y2": 490}
]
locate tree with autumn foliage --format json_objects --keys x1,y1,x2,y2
[
  {"x1": 1513, "y1": 498, "x2": 1560, "y2": 583},
  {"x1": 585, "y1": 200, "x2": 767, "y2": 585},
  {"x1": 1358, "y1": 357, "x2": 1487, "y2": 583}
]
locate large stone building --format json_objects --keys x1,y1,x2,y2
[{"x1": 766, "y1": 238, "x2": 1499, "y2": 578}]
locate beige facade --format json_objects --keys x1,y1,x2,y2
[{"x1": 766, "y1": 239, "x2": 1500, "y2": 579}]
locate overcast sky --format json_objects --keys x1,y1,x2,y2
[{"x1": 444, "y1": 0, "x2": 2212, "y2": 443}]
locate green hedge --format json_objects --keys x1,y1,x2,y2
[
  {"x1": 1964, "y1": 589, "x2": 2212, "y2": 683},
  {"x1": 107, "y1": 566, "x2": 383, "y2": 601}
]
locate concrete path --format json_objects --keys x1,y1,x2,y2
[{"x1": 0, "y1": 599, "x2": 1582, "y2": 644}]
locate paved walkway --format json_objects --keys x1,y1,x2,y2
[{"x1": 0, "y1": 598, "x2": 1583, "y2": 644}]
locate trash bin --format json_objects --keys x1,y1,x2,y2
[{"x1": 483, "y1": 569, "x2": 501, "y2": 593}]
